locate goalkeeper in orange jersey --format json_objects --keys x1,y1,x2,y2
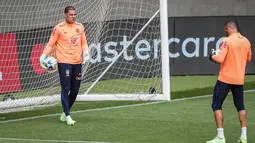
[
  {"x1": 39, "y1": 6, "x2": 89, "y2": 126},
  {"x1": 207, "y1": 21, "x2": 252, "y2": 143}
]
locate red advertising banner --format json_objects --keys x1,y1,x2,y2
[
  {"x1": 30, "y1": 44, "x2": 46, "y2": 75},
  {"x1": 0, "y1": 33, "x2": 21, "y2": 93}
]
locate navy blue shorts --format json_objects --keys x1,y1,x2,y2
[
  {"x1": 58, "y1": 63, "x2": 82, "y2": 92},
  {"x1": 212, "y1": 80, "x2": 245, "y2": 112}
]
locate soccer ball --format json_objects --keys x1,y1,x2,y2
[{"x1": 45, "y1": 56, "x2": 57, "y2": 71}]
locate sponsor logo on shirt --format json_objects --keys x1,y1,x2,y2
[{"x1": 69, "y1": 36, "x2": 79, "y2": 45}]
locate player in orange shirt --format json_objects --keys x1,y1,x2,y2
[
  {"x1": 39, "y1": 6, "x2": 89, "y2": 126},
  {"x1": 207, "y1": 21, "x2": 252, "y2": 143}
]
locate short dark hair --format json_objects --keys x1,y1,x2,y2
[
  {"x1": 224, "y1": 20, "x2": 237, "y2": 27},
  {"x1": 64, "y1": 6, "x2": 75, "y2": 13}
]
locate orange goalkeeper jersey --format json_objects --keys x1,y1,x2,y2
[
  {"x1": 212, "y1": 33, "x2": 252, "y2": 85},
  {"x1": 43, "y1": 20, "x2": 88, "y2": 64}
]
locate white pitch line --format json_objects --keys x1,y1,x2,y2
[
  {"x1": 0, "y1": 101, "x2": 165, "y2": 124},
  {"x1": 172, "y1": 89, "x2": 255, "y2": 102},
  {"x1": 0, "y1": 89, "x2": 254, "y2": 124},
  {"x1": 0, "y1": 137, "x2": 116, "y2": 143}
]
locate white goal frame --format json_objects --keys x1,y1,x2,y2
[
  {"x1": 77, "y1": 0, "x2": 170, "y2": 101},
  {"x1": 0, "y1": 0, "x2": 170, "y2": 112}
]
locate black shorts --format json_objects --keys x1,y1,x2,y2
[{"x1": 212, "y1": 80, "x2": 245, "y2": 112}]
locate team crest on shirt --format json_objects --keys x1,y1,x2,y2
[
  {"x1": 69, "y1": 36, "x2": 79, "y2": 44},
  {"x1": 75, "y1": 28, "x2": 80, "y2": 34}
]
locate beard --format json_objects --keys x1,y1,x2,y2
[
  {"x1": 225, "y1": 32, "x2": 229, "y2": 36},
  {"x1": 66, "y1": 18, "x2": 75, "y2": 24}
]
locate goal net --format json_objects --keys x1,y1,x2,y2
[{"x1": 0, "y1": 0, "x2": 169, "y2": 112}]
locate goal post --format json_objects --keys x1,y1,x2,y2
[
  {"x1": 0, "y1": 0, "x2": 170, "y2": 112},
  {"x1": 160, "y1": 0, "x2": 170, "y2": 101},
  {"x1": 77, "y1": 0, "x2": 170, "y2": 101}
]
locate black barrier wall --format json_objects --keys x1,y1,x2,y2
[
  {"x1": 9, "y1": 16, "x2": 255, "y2": 91},
  {"x1": 170, "y1": 16, "x2": 255, "y2": 75}
]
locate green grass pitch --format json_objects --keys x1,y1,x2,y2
[{"x1": 0, "y1": 75, "x2": 255, "y2": 143}]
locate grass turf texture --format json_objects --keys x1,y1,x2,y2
[
  {"x1": 0, "y1": 75, "x2": 255, "y2": 143},
  {"x1": 0, "y1": 92, "x2": 255, "y2": 143},
  {"x1": 1, "y1": 75, "x2": 255, "y2": 121}
]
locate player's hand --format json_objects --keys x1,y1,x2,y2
[
  {"x1": 209, "y1": 49, "x2": 218, "y2": 63},
  {"x1": 82, "y1": 51, "x2": 90, "y2": 64},
  {"x1": 39, "y1": 54, "x2": 47, "y2": 70}
]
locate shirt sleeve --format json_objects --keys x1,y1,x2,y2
[
  {"x1": 81, "y1": 25, "x2": 88, "y2": 53},
  {"x1": 212, "y1": 39, "x2": 228, "y2": 64},
  {"x1": 42, "y1": 26, "x2": 60, "y2": 56}
]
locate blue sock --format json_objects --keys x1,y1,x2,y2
[{"x1": 61, "y1": 88, "x2": 70, "y2": 116}]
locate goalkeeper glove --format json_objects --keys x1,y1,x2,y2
[
  {"x1": 211, "y1": 49, "x2": 219, "y2": 55},
  {"x1": 82, "y1": 51, "x2": 90, "y2": 64},
  {"x1": 39, "y1": 54, "x2": 47, "y2": 70},
  {"x1": 209, "y1": 49, "x2": 219, "y2": 63}
]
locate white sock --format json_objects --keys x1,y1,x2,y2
[
  {"x1": 241, "y1": 127, "x2": 247, "y2": 138},
  {"x1": 66, "y1": 115, "x2": 71, "y2": 120},
  {"x1": 217, "y1": 128, "x2": 225, "y2": 139}
]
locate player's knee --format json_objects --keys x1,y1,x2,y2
[
  {"x1": 234, "y1": 101, "x2": 245, "y2": 112},
  {"x1": 61, "y1": 85, "x2": 70, "y2": 93},
  {"x1": 211, "y1": 98, "x2": 223, "y2": 111},
  {"x1": 71, "y1": 85, "x2": 79, "y2": 92},
  {"x1": 236, "y1": 106, "x2": 245, "y2": 112},
  {"x1": 71, "y1": 91, "x2": 79, "y2": 96},
  {"x1": 211, "y1": 103, "x2": 222, "y2": 111},
  {"x1": 71, "y1": 83, "x2": 81, "y2": 93}
]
